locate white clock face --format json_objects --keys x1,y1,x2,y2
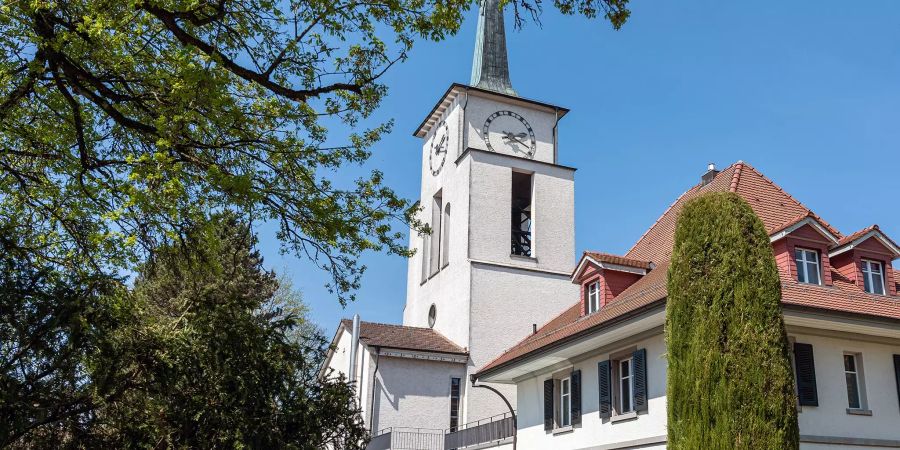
[
  {"x1": 429, "y1": 121, "x2": 449, "y2": 176},
  {"x1": 482, "y1": 110, "x2": 536, "y2": 158}
]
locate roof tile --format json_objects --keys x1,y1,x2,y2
[{"x1": 341, "y1": 320, "x2": 467, "y2": 355}]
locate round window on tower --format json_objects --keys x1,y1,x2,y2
[{"x1": 428, "y1": 304, "x2": 437, "y2": 328}]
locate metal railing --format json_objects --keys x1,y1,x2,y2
[
  {"x1": 367, "y1": 427, "x2": 445, "y2": 450},
  {"x1": 365, "y1": 412, "x2": 515, "y2": 450},
  {"x1": 445, "y1": 412, "x2": 515, "y2": 450}
]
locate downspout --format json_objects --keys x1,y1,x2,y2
[
  {"x1": 552, "y1": 107, "x2": 560, "y2": 164},
  {"x1": 348, "y1": 314, "x2": 360, "y2": 387},
  {"x1": 368, "y1": 346, "x2": 381, "y2": 430},
  {"x1": 461, "y1": 87, "x2": 470, "y2": 158},
  {"x1": 469, "y1": 375, "x2": 516, "y2": 450}
]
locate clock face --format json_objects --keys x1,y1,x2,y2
[
  {"x1": 429, "y1": 120, "x2": 449, "y2": 176},
  {"x1": 482, "y1": 110, "x2": 537, "y2": 158}
]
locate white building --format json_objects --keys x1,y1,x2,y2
[
  {"x1": 323, "y1": 1, "x2": 900, "y2": 449},
  {"x1": 322, "y1": 0, "x2": 578, "y2": 447},
  {"x1": 475, "y1": 162, "x2": 900, "y2": 450}
]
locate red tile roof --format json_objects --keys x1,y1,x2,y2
[
  {"x1": 583, "y1": 252, "x2": 653, "y2": 270},
  {"x1": 834, "y1": 224, "x2": 900, "y2": 255},
  {"x1": 478, "y1": 161, "x2": 900, "y2": 376},
  {"x1": 341, "y1": 319, "x2": 467, "y2": 355},
  {"x1": 837, "y1": 225, "x2": 879, "y2": 246}
]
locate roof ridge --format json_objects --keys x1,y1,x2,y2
[
  {"x1": 729, "y1": 160, "x2": 744, "y2": 192},
  {"x1": 625, "y1": 162, "x2": 739, "y2": 259}
]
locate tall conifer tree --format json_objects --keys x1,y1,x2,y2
[{"x1": 666, "y1": 192, "x2": 799, "y2": 449}]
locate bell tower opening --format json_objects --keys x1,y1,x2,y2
[{"x1": 511, "y1": 171, "x2": 533, "y2": 257}]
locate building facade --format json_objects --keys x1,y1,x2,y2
[
  {"x1": 322, "y1": 0, "x2": 578, "y2": 444},
  {"x1": 476, "y1": 162, "x2": 900, "y2": 449}
]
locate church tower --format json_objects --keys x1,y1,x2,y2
[{"x1": 403, "y1": 0, "x2": 579, "y2": 423}]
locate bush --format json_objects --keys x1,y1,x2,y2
[{"x1": 666, "y1": 192, "x2": 798, "y2": 449}]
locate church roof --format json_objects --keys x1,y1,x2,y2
[
  {"x1": 339, "y1": 319, "x2": 468, "y2": 355},
  {"x1": 477, "y1": 161, "x2": 900, "y2": 378}
]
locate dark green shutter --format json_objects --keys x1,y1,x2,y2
[
  {"x1": 571, "y1": 369, "x2": 582, "y2": 425},
  {"x1": 543, "y1": 379, "x2": 554, "y2": 431},
  {"x1": 633, "y1": 348, "x2": 648, "y2": 412},
  {"x1": 598, "y1": 360, "x2": 612, "y2": 419},
  {"x1": 794, "y1": 342, "x2": 818, "y2": 406},
  {"x1": 894, "y1": 355, "x2": 900, "y2": 413}
]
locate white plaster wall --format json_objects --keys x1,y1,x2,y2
[
  {"x1": 463, "y1": 94, "x2": 559, "y2": 164},
  {"x1": 405, "y1": 99, "x2": 474, "y2": 349},
  {"x1": 791, "y1": 331, "x2": 900, "y2": 442},
  {"x1": 512, "y1": 327, "x2": 900, "y2": 449},
  {"x1": 515, "y1": 333, "x2": 668, "y2": 450},
  {"x1": 467, "y1": 150, "x2": 576, "y2": 273},
  {"x1": 370, "y1": 355, "x2": 467, "y2": 433},
  {"x1": 467, "y1": 264, "x2": 580, "y2": 423}
]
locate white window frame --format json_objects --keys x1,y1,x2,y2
[
  {"x1": 587, "y1": 281, "x2": 600, "y2": 314},
  {"x1": 843, "y1": 353, "x2": 866, "y2": 410},
  {"x1": 618, "y1": 358, "x2": 634, "y2": 414},
  {"x1": 861, "y1": 259, "x2": 885, "y2": 295},
  {"x1": 559, "y1": 377, "x2": 571, "y2": 427},
  {"x1": 795, "y1": 248, "x2": 822, "y2": 285}
]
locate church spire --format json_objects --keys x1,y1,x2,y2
[{"x1": 470, "y1": 0, "x2": 517, "y2": 96}]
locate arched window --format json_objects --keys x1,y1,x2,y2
[{"x1": 441, "y1": 203, "x2": 451, "y2": 268}]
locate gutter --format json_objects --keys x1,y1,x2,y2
[{"x1": 474, "y1": 299, "x2": 666, "y2": 381}]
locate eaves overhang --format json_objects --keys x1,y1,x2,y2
[
  {"x1": 769, "y1": 216, "x2": 840, "y2": 245},
  {"x1": 570, "y1": 255, "x2": 651, "y2": 282},
  {"x1": 828, "y1": 229, "x2": 900, "y2": 259},
  {"x1": 412, "y1": 83, "x2": 570, "y2": 138},
  {"x1": 475, "y1": 300, "x2": 665, "y2": 384}
]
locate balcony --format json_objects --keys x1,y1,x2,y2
[{"x1": 366, "y1": 412, "x2": 515, "y2": 450}]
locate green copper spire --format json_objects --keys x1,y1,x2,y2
[{"x1": 470, "y1": 0, "x2": 517, "y2": 96}]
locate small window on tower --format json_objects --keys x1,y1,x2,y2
[
  {"x1": 430, "y1": 191, "x2": 443, "y2": 275},
  {"x1": 511, "y1": 171, "x2": 533, "y2": 257}
]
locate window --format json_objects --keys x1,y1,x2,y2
[
  {"x1": 559, "y1": 377, "x2": 571, "y2": 427},
  {"x1": 441, "y1": 204, "x2": 451, "y2": 268},
  {"x1": 795, "y1": 248, "x2": 821, "y2": 285},
  {"x1": 428, "y1": 304, "x2": 437, "y2": 328},
  {"x1": 430, "y1": 191, "x2": 443, "y2": 275},
  {"x1": 543, "y1": 370, "x2": 581, "y2": 432},
  {"x1": 844, "y1": 354, "x2": 864, "y2": 410},
  {"x1": 511, "y1": 171, "x2": 533, "y2": 257},
  {"x1": 862, "y1": 260, "x2": 885, "y2": 295},
  {"x1": 599, "y1": 349, "x2": 647, "y2": 420},
  {"x1": 420, "y1": 236, "x2": 429, "y2": 283},
  {"x1": 619, "y1": 358, "x2": 634, "y2": 414},
  {"x1": 587, "y1": 281, "x2": 600, "y2": 314},
  {"x1": 449, "y1": 377, "x2": 461, "y2": 431}
]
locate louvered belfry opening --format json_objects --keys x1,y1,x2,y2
[{"x1": 511, "y1": 171, "x2": 533, "y2": 256}]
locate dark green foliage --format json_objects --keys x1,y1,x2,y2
[
  {"x1": 88, "y1": 214, "x2": 367, "y2": 448},
  {"x1": 2, "y1": 216, "x2": 366, "y2": 448},
  {"x1": 0, "y1": 225, "x2": 129, "y2": 448},
  {"x1": 666, "y1": 192, "x2": 799, "y2": 449}
]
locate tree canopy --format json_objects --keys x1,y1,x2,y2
[
  {"x1": 666, "y1": 192, "x2": 799, "y2": 449},
  {"x1": 3, "y1": 214, "x2": 368, "y2": 448},
  {"x1": 0, "y1": 0, "x2": 630, "y2": 304}
]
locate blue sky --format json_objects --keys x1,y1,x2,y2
[{"x1": 257, "y1": 1, "x2": 900, "y2": 334}]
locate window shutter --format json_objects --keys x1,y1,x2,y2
[
  {"x1": 598, "y1": 360, "x2": 612, "y2": 419},
  {"x1": 894, "y1": 355, "x2": 900, "y2": 413},
  {"x1": 633, "y1": 348, "x2": 648, "y2": 412},
  {"x1": 571, "y1": 369, "x2": 582, "y2": 425},
  {"x1": 793, "y1": 342, "x2": 819, "y2": 406},
  {"x1": 543, "y1": 379, "x2": 554, "y2": 431}
]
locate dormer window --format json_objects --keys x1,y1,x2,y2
[
  {"x1": 795, "y1": 248, "x2": 821, "y2": 285},
  {"x1": 861, "y1": 260, "x2": 885, "y2": 295},
  {"x1": 587, "y1": 281, "x2": 600, "y2": 314}
]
